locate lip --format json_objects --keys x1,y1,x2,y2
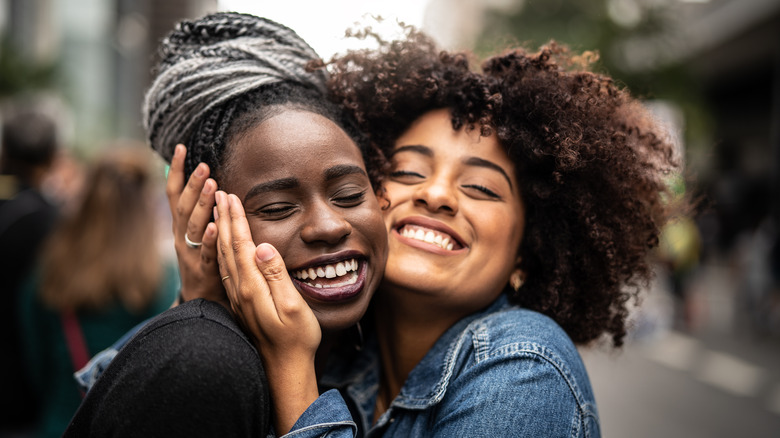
[
  {"x1": 392, "y1": 215, "x2": 468, "y2": 254},
  {"x1": 290, "y1": 250, "x2": 367, "y2": 303}
]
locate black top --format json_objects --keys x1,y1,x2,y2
[
  {"x1": 64, "y1": 299, "x2": 271, "y2": 437},
  {"x1": 0, "y1": 180, "x2": 58, "y2": 430}
]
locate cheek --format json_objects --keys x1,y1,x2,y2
[
  {"x1": 249, "y1": 221, "x2": 299, "y2": 255},
  {"x1": 354, "y1": 203, "x2": 388, "y2": 243}
]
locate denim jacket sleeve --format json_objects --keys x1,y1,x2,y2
[{"x1": 282, "y1": 389, "x2": 357, "y2": 438}]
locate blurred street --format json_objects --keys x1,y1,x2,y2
[{"x1": 583, "y1": 258, "x2": 780, "y2": 437}]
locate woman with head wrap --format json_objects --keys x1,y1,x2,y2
[{"x1": 64, "y1": 12, "x2": 387, "y2": 437}]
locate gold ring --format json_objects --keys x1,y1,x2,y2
[{"x1": 221, "y1": 275, "x2": 230, "y2": 282}]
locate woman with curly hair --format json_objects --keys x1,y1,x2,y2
[{"x1": 214, "y1": 27, "x2": 678, "y2": 437}]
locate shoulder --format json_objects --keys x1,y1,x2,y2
[
  {"x1": 467, "y1": 304, "x2": 579, "y2": 361},
  {"x1": 67, "y1": 299, "x2": 270, "y2": 437},
  {"x1": 453, "y1": 304, "x2": 596, "y2": 408},
  {"x1": 123, "y1": 299, "x2": 260, "y2": 372}
]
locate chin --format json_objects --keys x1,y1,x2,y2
[{"x1": 315, "y1": 303, "x2": 369, "y2": 333}]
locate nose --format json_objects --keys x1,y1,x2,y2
[
  {"x1": 413, "y1": 175, "x2": 458, "y2": 215},
  {"x1": 300, "y1": 200, "x2": 353, "y2": 245}
]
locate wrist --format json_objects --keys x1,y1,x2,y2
[{"x1": 264, "y1": 354, "x2": 319, "y2": 434}]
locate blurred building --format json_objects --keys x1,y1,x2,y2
[
  {"x1": 673, "y1": 0, "x2": 780, "y2": 251},
  {"x1": 0, "y1": 0, "x2": 217, "y2": 150},
  {"x1": 426, "y1": 0, "x2": 780, "y2": 254}
]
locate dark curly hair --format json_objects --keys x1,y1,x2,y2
[{"x1": 327, "y1": 29, "x2": 679, "y2": 347}]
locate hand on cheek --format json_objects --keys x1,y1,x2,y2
[{"x1": 214, "y1": 190, "x2": 321, "y2": 434}]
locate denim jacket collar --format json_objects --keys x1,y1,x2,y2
[{"x1": 319, "y1": 294, "x2": 511, "y2": 414}]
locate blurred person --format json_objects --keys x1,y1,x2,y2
[
  {"x1": 733, "y1": 216, "x2": 777, "y2": 336},
  {"x1": 16, "y1": 145, "x2": 179, "y2": 438},
  {"x1": 0, "y1": 106, "x2": 60, "y2": 435},
  {"x1": 657, "y1": 214, "x2": 703, "y2": 330}
]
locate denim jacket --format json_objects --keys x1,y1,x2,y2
[{"x1": 286, "y1": 295, "x2": 600, "y2": 438}]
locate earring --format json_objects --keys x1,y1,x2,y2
[{"x1": 510, "y1": 271, "x2": 524, "y2": 291}]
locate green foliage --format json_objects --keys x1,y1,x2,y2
[
  {"x1": 475, "y1": 0, "x2": 712, "y2": 149},
  {"x1": 0, "y1": 35, "x2": 59, "y2": 98}
]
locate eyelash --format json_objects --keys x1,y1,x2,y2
[
  {"x1": 390, "y1": 170, "x2": 424, "y2": 179},
  {"x1": 335, "y1": 189, "x2": 367, "y2": 205},
  {"x1": 258, "y1": 204, "x2": 295, "y2": 216},
  {"x1": 392, "y1": 170, "x2": 501, "y2": 200},
  {"x1": 463, "y1": 184, "x2": 500, "y2": 199}
]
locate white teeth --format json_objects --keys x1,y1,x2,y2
[
  {"x1": 291, "y1": 259, "x2": 361, "y2": 284},
  {"x1": 401, "y1": 225, "x2": 458, "y2": 251}
]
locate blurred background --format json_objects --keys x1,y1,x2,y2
[{"x1": 1, "y1": 0, "x2": 778, "y2": 436}]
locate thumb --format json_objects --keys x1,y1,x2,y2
[
  {"x1": 254, "y1": 243, "x2": 300, "y2": 303},
  {"x1": 255, "y1": 243, "x2": 290, "y2": 282},
  {"x1": 255, "y1": 243, "x2": 315, "y2": 328}
]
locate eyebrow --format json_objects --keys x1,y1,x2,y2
[
  {"x1": 324, "y1": 164, "x2": 368, "y2": 181},
  {"x1": 243, "y1": 164, "x2": 368, "y2": 204},
  {"x1": 393, "y1": 144, "x2": 514, "y2": 191},
  {"x1": 244, "y1": 177, "x2": 299, "y2": 203}
]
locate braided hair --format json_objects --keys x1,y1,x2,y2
[{"x1": 143, "y1": 12, "x2": 374, "y2": 185}]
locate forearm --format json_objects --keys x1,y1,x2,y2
[{"x1": 264, "y1": 355, "x2": 320, "y2": 434}]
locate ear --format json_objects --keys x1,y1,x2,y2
[{"x1": 376, "y1": 186, "x2": 391, "y2": 210}]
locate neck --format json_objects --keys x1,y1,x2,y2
[{"x1": 372, "y1": 288, "x2": 460, "y2": 410}]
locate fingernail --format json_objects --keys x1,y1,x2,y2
[
  {"x1": 256, "y1": 243, "x2": 275, "y2": 262},
  {"x1": 215, "y1": 191, "x2": 224, "y2": 204},
  {"x1": 174, "y1": 144, "x2": 184, "y2": 157},
  {"x1": 194, "y1": 163, "x2": 205, "y2": 177},
  {"x1": 203, "y1": 179, "x2": 215, "y2": 194},
  {"x1": 213, "y1": 206, "x2": 219, "y2": 220}
]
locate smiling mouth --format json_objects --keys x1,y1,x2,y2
[
  {"x1": 291, "y1": 259, "x2": 360, "y2": 289},
  {"x1": 290, "y1": 258, "x2": 366, "y2": 302},
  {"x1": 397, "y1": 225, "x2": 463, "y2": 251}
]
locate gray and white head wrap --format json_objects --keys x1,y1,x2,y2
[{"x1": 142, "y1": 12, "x2": 327, "y2": 163}]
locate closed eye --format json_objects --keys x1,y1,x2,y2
[
  {"x1": 253, "y1": 203, "x2": 297, "y2": 219},
  {"x1": 334, "y1": 189, "x2": 367, "y2": 207},
  {"x1": 390, "y1": 170, "x2": 425, "y2": 181},
  {"x1": 462, "y1": 184, "x2": 501, "y2": 199}
]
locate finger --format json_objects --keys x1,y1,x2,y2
[
  {"x1": 226, "y1": 194, "x2": 270, "y2": 294},
  {"x1": 253, "y1": 243, "x2": 308, "y2": 326},
  {"x1": 215, "y1": 191, "x2": 238, "y2": 293},
  {"x1": 215, "y1": 193, "x2": 242, "y2": 319},
  {"x1": 225, "y1": 194, "x2": 283, "y2": 321},
  {"x1": 186, "y1": 178, "x2": 217, "y2": 246},
  {"x1": 199, "y1": 222, "x2": 219, "y2": 272},
  {"x1": 166, "y1": 144, "x2": 186, "y2": 216},
  {"x1": 175, "y1": 162, "x2": 210, "y2": 241}
]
